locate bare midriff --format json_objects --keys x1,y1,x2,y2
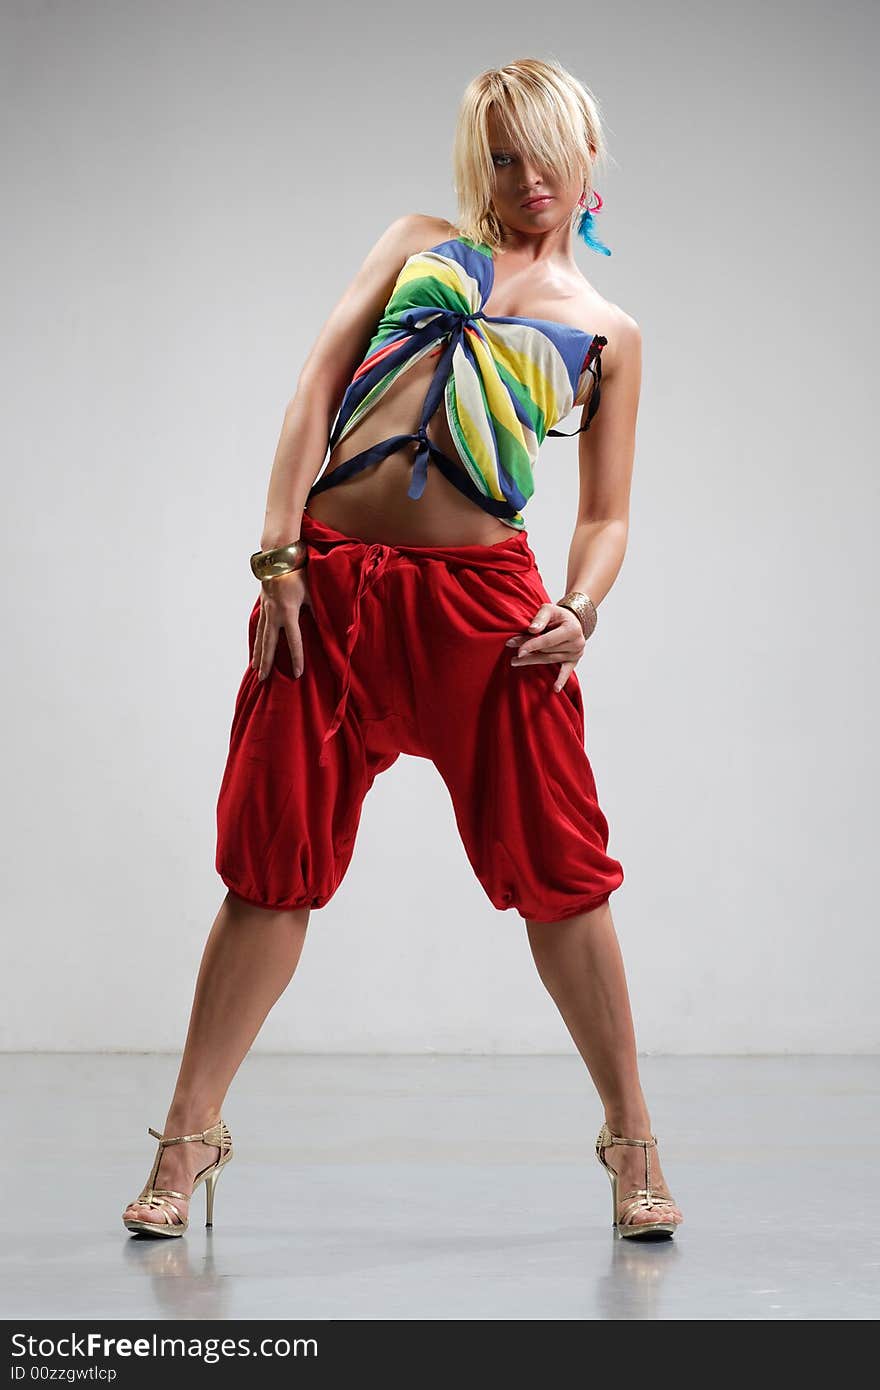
[{"x1": 304, "y1": 345, "x2": 518, "y2": 547}]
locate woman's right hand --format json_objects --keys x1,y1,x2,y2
[{"x1": 251, "y1": 565, "x2": 313, "y2": 681}]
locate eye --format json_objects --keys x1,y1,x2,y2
[{"x1": 492, "y1": 153, "x2": 514, "y2": 167}]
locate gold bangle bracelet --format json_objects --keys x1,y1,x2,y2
[
  {"x1": 557, "y1": 589, "x2": 598, "y2": 640},
  {"x1": 250, "y1": 539, "x2": 309, "y2": 581}
]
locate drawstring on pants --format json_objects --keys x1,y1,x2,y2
[{"x1": 318, "y1": 541, "x2": 392, "y2": 767}]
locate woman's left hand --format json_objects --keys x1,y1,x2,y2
[{"x1": 505, "y1": 603, "x2": 586, "y2": 693}]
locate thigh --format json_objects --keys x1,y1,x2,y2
[
  {"x1": 417, "y1": 565, "x2": 625, "y2": 922},
  {"x1": 215, "y1": 596, "x2": 399, "y2": 912}
]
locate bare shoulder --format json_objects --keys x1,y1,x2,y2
[
  {"x1": 375, "y1": 211, "x2": 458, "y2": 263},
  {"x1": 340, "y1": 212, "x2": 458, "y2": 313},
  {"x1": 595, "y1": 300, "x2": 642, "y2": 382},
  {"x1": 565, "y1": 265, "x2": 641, "y2": 377}
]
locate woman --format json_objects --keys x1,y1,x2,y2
[{"x1": 122, "y1": 58, "x2": 684, "y2": 1241}]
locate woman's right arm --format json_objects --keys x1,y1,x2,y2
[
  {"x1": 251, "y1": 212, "x2": 452, "y2": 682},
  {"x1": 259, "y1": 212, "x2": 450, "y2": 552}
]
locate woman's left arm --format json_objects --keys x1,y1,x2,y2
[
  {"x1": 508, "y1": 312, "x2": 642, "y2": 690},
  {"x1": 565, "y1": 310, "x2": 641, "y2": 603}
]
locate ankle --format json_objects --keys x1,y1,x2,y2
[
  {"x1": 603, "y1": 1107, "x2": 653, "y2": 1138},
  {"x1": 163, "y1": 1099, "x2": 222, "y2": 1135}
]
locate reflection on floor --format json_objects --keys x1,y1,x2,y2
[{"x1": 1, "y1": 1053, "x2": 876, "y2": 1320}]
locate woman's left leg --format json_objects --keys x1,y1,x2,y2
[{"x1": 525, "y1": 901, "x2": 683, "y2": 1229}]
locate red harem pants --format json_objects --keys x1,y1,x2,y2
[{"x1": 215, "y1": 511, "x2": 624, "y2": 922}]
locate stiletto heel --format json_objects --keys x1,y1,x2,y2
[
  {"x1": 122, "y1": 1119, "x2": 233, "y2": 1238},
  {"x1": 595, "y1": 1122, "x2": 680, "y2": 1239},
  {"x1": 204, "y1": 1166, "x2": 223, "y2": 1227}
]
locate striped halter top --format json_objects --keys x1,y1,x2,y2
[{"x1": 307, "y1": 233, "x2": 607, "y2": 531}]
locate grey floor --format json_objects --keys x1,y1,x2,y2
[{"x1": 1, "y1": 1053, "x2": 877, "y2": 1320}]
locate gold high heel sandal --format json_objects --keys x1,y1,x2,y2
[
  {"x1": 122, "y1": 1119, "x2": 233, "y2": 1238},
  {"x1": 595, "y1": 1122, "x2": 680, "y2": 1239}
]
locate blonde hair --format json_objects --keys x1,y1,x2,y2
[{"x1": 451, "y1": 58, "x2": 612, "y2": 251}]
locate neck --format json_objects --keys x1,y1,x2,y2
[{"x1": 497, "y1": 220, "x2": 577, "y2": 265}]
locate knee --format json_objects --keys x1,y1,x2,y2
[
  {"x1": 469, "y1": 837, "x2": 624, "y2": 924},
  {"x1": 521, "y1": 890, "x2": 616, "y2": 926},
  {"x1": 223, "y1": 886, "x2": 317, "y2": 917},
  {"x1": 217, "y1": 861, "x2": 348, "y2": 915}
]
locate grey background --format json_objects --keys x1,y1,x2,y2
[{"x1": 2, "y1": 0, "x2": 877, "y2": 1053}]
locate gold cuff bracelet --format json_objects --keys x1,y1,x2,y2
[
  {"x1": 250, "y1": 540, "x2": 309, "y2": 582},
  {"x1": 557, "y1": 589, "x2": 598, "y2": 640}
]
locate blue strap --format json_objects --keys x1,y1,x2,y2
[
  {"x1": 308, "y1": 433, "x2": 416, "y2": 495},
  {"x1": 426, "y1": 444, "x2": 521, "y2": 518},
  {"x1": 407, "y1": 312, "x2": 474, "y2": 499},
  {"x1": 309, "y1": 305, "x2": 519, "y2": 520}
]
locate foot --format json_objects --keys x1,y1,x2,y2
[
  {"x1": 123, "y1": 1111, "x2": 222, "y2": 1231},
  {"x1": 599, "y1": 1121, "x2": 684, "y2": 1230}
]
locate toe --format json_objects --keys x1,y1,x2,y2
[
  {"x1": 125, "y1": 1202, "x2": 165, "y2": 1225},
  {"x1": 630, "y1": 1203, "x2": 681, "y2": 1226}
]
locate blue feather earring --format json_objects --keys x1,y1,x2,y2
[{"x1": 577, "y1": 188, "x2": 611, "y2": 256}]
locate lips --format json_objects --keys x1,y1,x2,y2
[{"x1": 522, "y1": 195, "x2": 554, "y2": 209}]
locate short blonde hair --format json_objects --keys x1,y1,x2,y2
[{"x1": 451, "y1": 57, "x2": 612, "y2": 251}]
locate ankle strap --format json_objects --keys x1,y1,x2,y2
[
  {"x1": 148, "y1": 1120, "x2": 227, "y2": 1147},
  {"x1": 596, "y1": 1122, "x2": 657, "y2": 1150}
]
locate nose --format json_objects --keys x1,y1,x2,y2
[{"x1": 520, "y1": 159, "x2": 546, "y2": 189}]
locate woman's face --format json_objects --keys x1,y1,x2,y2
[{"x1": 486, "y1": 111, "x2": 586, "y2": 239}]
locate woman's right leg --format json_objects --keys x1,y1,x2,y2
[
  {"x1": 125, "y1": 529, "x2": 402, "y2": 1227},
  {"x1": 123, "y1": 891, "x2": 309, "y2": 1228}
]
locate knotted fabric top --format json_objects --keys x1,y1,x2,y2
[{"x1": 319, "y1": 235, "x2": 608, "y2": 531}]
